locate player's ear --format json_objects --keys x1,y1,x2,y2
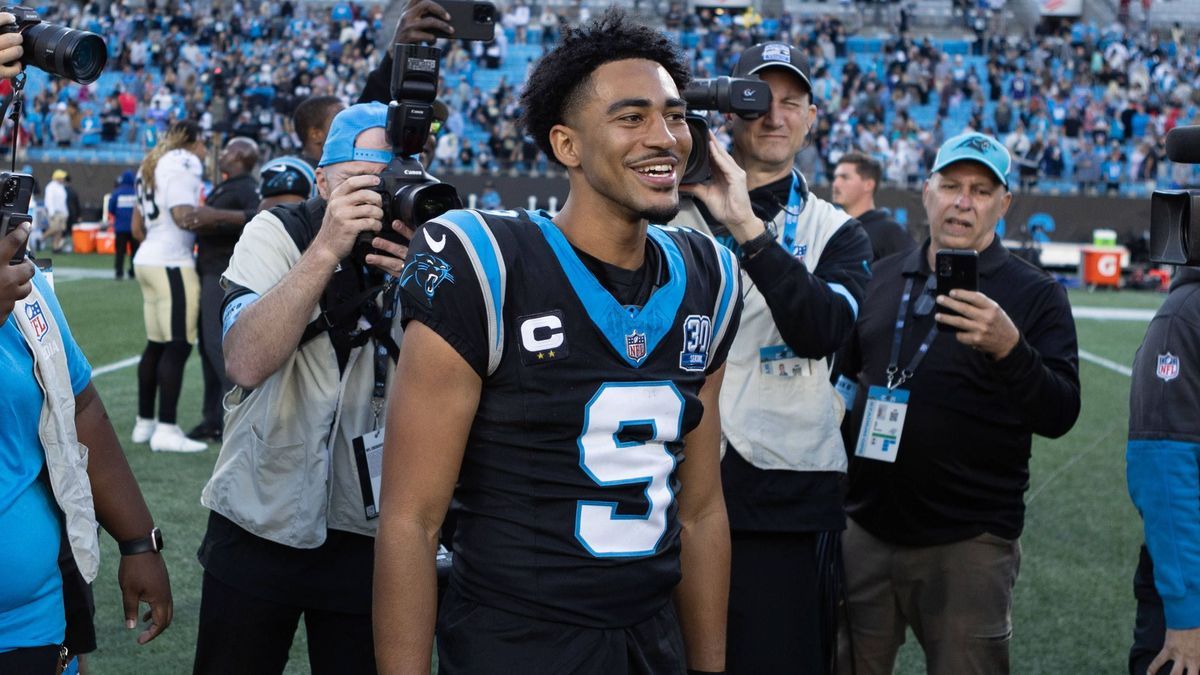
[
  {"x1": 315, "y1": 167, "x2": 330, "y2": 200},
  {"x1": 549, "y1": 124, "x2": 582, "y2": 169}
]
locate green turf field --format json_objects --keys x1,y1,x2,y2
[{"x1": 46, "y1": 253, "x2": 1160, "y2": 674}]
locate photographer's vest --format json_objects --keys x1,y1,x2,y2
[
  {"x1": 672, "y1": 180, "x2": 851, "y2": 473},
  {"x1": 12, "y1": 283, "x2": 100, "y2": 581},
  {"x1": 201, "y1": 201, "x2": 401, "y2": 548}
]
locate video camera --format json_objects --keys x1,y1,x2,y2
[
  {"x1": 680, "y1": 76, "x2": 772, "y2": 184},
  {"x1": 355, "y1": 43, "x2": 462, "y2": 259},
  {"x1": 1150, "y1": 125, "x2": 1200, "y2": 265}
]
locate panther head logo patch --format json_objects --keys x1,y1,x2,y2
[
  {"x1": 400, "y1": 253, "x2": 456, "y2": 298},
  {"x1": 957, "y1": 136, "x2": 994, "y2": 153}
]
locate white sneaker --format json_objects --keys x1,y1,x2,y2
[
  {"x1": 150, "y1": 424, "x2": 208, "y2": 453},
  {"x1": 132, "y1": 417, "x2": 157, "y2": 444}
]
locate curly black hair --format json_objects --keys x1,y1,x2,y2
[{"x1": 519, "y1": 8, "x2": 691, "y2": 166}]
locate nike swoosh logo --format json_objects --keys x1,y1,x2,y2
[{"x1": 424, "y1": 228, "x2": 447, "y2": 253}]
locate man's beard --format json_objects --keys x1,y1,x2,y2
[{"x1": 638, "y1": 202, "x2": 681, "y2": 225}]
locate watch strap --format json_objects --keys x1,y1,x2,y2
[
  {"x1": 118, "y1": 527, "x2": 163, "y2": 555},
  {"x1": 739, "y1": 221, "x2": 778, "y2": 260}
]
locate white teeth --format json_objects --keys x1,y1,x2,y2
[{"x1": 637, "y1": 164, "x2": 673, "y2": 176}]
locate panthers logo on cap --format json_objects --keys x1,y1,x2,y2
[{"x1": 957, "y1": 136, "x2": 994, "y2": 153}]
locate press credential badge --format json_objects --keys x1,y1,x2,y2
[{"x1": 855, "y1": 386, "x2": 909, "y2": 463}]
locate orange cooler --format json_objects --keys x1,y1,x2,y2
[
  {"x1": 94, "y1": 229, "x2": 116, "y2": 254},
  {"x1": 1081, "y1": 246, "x2": 1122, "y2": 287},
  {"x1": 72, "y1": 223, "x2": 100, "y2": 254}
]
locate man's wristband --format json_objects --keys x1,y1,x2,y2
[
  {"x1": 118, "y1": 527, "x2": 164, "y2": 556},
  {"x1": 738, "y1": 220, "x2": 777, "y2": 260}
]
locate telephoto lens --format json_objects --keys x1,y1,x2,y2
[{"x1": 0, "y1": 6, "x2": 108, "y2": 84}]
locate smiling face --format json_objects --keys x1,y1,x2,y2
[
  {"x1": 550, "y1": 58, "x2": 691, "y2": 225},
  {"x1": 923, "y1": 161, "x2": 1013, "y2": 260},
  {"x1": 730, "y1": 68, "x2": 816, "y2": 177}
]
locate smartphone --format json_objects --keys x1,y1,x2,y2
[
  {"x1": 0, "y1": 172, "x2": 35, "y2": 266},
  {"x1": 429, "y1": 0, "x2": 497, "y2": 42},
  {"x1": 935, "y1": 249, "x2": 978, "y2": 332}
]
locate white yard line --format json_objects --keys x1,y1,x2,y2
[
  {"x1": 1072, "y1": 307, "x2": 1157, "y2": 321},
  {"x1": 1078, "y1": 349, "x2": 1133, "y2": 377},
  {"x1": 92, "y1": 356, "x2": 140, "y2": 377}
]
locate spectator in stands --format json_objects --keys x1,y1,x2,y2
[
  {"x1": 839, "y1": 132, "x2": 1080, "y2": 675},
  {"x1": 1103, "y1": 145, "x2": 1125, "y2": 195},
  {"x1": 673, "y1": 41, "x2": 872, "y2": 675},
  {"x1": 43, "y1": 170, "x2": 69, "y2": 253},
  {"x1": 130, "y1": 120, "x2": 208, "y2": 454},
  {"x1": 832, "y1": 151, "x2": 916, "y2": 261},
  {"x1": 107, "y1": 170, "x2": 139, "y2": 280},
  {"x1": 180, "y1": 137, "x2": 262, "y2": 444},
  {"x1": 50, "y1": 102, "x2": 73, "y2": 147}
]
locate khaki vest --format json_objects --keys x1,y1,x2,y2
[
  {"x1": 672, "y1": 191, "x2": 851, "y2": 472},
  {"x1": 13, "y1": 281, "x2": 100, "y2": 581}
]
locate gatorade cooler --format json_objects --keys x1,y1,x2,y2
[
  {"x1": 71, "y1": 223, "x2": 100, "y2": 254},
  {"x1": 1081, "y1": 246, "x2": 1122, "y2": 287},
  {"x1": 94, "y1": 229, "x2": 116, "y2": 255}
]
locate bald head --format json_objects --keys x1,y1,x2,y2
[{"x1": 220, "y1": 137, "x2": 260, "y2": 177}]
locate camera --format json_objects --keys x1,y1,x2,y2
[
  {"x1": 0, "y1": 171, "x2": 34, "y2": 265},
  {"x1": 0, "y1": 6, "x2": 107, "y2": 84},
  {"x1": 356, "y1": 43, "x2": 461, "y2": 258},
  {"x1": 1150, "y1": 125, "x2": 1200, "y2": 265},
  {"x1": 680, "y1": 76, "x2": 772, "y2": 184}
]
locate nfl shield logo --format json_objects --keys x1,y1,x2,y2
[
  {"x1": 25, "y1": 301, "x2": 49, "y2": 341},
  {"x1": 1157, "y1": 352, "x2": 1180, "y2": 382},
  {"x1": 625, "y1": 330, "x2": 647, "y2": 363}
]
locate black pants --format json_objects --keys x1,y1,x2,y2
[
  {"x1": 197, "y1": 270, "x2": 232, "y2": 429},
  {"x1": 727, "y1": 530, "x2": 831, "y2": 675},
  {"x1": 436, "y1": 584, "x2": 686, "y2": 675},
  {"x1": 1131, "y1": 544, "x2": 1173, "y2": 675},
  {"x1": 114, "y1": 231, "x2": 138, "y2": 278},
  {"x1": 0, "y1": 645, "x2": 59, "y2": 673},
  {"x1": 192, "y1": 571, "x2": 376, "y2": 675}
]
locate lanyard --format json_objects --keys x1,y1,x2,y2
[
  {"x1": 714, "y1": 172, "x2": 804, "y2": 256},
  {"x1": 886, "y1": 276, "x2": 938, "y2": 391},
  {"x1": 371, "y1": 279, "x2": 402, "y2": 420}
]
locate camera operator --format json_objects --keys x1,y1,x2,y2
[
  {"x1": 671, "y1": 42, "x2": 872, "y2": 674},
  {"x1": 1127, "y1": 271, "x2": 1200, "y2": 675},
  {"x1": 193, "y1": 102, "x2": 412, "y2": 674}
]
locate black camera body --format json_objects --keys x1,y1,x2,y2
[
  {"x1": 1150, "y1": 125, "x2": 1200, "y2": 265},
  {"x1": 0, "y1": 171, "x2": 34, "y2": 265},
  {"x1": 356, "y1": 43, "x2": 461, "y2": 258},
  {"x1": 0, "y1": 5, "x2": 107, "y2": 84},
  {"x1": 680, "y1": 76, "x2": 772, "y2": 184}
]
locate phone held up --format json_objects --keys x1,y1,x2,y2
[
  {"x1": 1, "y1": 172, "x2": 35, "y2": 266},
  {"x1": 935, "y1": 248, "x2": 978, "y2": 332},
  {"x1": 428, "y1": 0, "x2": 497, "y2": 42}
]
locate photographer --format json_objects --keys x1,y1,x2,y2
[
  {"x1": 1127, "y1": 264, "x2": 1200, "y2": 675},
  {"x1": 193, "y1": 102, "x2": 411, "y2": 674},
  {"x1": 671, "y1": 42, "x2": 872, "y2": 674}
]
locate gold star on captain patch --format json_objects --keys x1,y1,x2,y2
[
  {"x1": 537, "y1": 352, "x2": 544, "y2": 360},
  {"x1": 548, "y1": 350, "x2": 556, "y2": 358}
]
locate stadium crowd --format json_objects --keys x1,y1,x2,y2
[{"x1": 17, "y1": 0, "x2": 1200, "y2": 196}]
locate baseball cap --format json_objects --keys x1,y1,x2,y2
[
  {"x1": 318, "y1": 102, "x2": 393, "y2": 167},
  {"x1": 930, "y1": 132, "x2": 1011, "y2": 188},
  {"x1": 52, "y1": 169, "x2": 67, "y2": 180},
  {"x1": 731, "y1": 43, "x2": 812, "y2": 94}
]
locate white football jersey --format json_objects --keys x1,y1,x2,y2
[{"x1": 134, "y1": 148, "x2": 203, "y2": 268}]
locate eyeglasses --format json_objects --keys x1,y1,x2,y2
[{"x1": 430, "y1": 119, "x2": 443, "y2": 136}]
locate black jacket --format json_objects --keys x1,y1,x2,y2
[{"x1": 856, "y1": 207, "x2": 916, "y2": 262}]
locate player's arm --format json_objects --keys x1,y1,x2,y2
[
  {"x1": 131, "y1": 204, "x2": 145, "y2": 242},
  {"x1": 374, "y1": 320, "x2": 481, "y2": 674},
  {"x1": 673, "y1": 363, "x2": 730, "y2": 673}
]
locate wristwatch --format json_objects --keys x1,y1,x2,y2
[
  {"x1": 738, "y1": 220, "x2": 778, "y2": 261},
  {"x1": 118, "y1": 527, "x2": 164, "y2": 556}
]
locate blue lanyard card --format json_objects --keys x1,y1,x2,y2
[{"x1": 855, "y1": 386, "x2": 909, "y2": 463}]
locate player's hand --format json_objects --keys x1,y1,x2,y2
[
  {"x1": 365, "y1": 220, "x2": 415, "y2": 277},
  {"x1": 394, "y1": 0, "x2": 453, "y2": 44},
  {"x1": 0, "y1": 13, "x2": 24, "y2": 81},
  {"x1": 1148, "y1": 627, "x2": 1200, "y2": 675},
  {"x1": 934, "y1": 289, "x2": 1021, "y2": 359},
  {"x1": 0, "y1": 221, "x2": 34, "y2": 324},
  {"x1": 117, "y1": 552, "x2": 173, "y2": 645},
  {"x1": 678, "y1": 131, "x2": 762, "y2": 243},
  {"x1": 313, "y1": 174, "x2": 384, "y2": 265}
]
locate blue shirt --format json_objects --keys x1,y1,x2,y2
[
  {"x1": 107, "y1": 185, "x2": 137, "y2": 234},
  {"x1": 0, "y1": 269, "x2": 92, "y2": 651}
]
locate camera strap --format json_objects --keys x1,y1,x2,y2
[
  {"x1": 885, "y1": 277, "x2": 938, "y2": 391},
  {"x1": 0, "y1": 72, "x2": 26, "y2": 172}
]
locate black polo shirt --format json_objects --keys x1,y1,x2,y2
[
  {"x1": 196, "y1": 173, "x2": 259, "y2": 276},
  {"x1": 845, "y1": 237, "x2": 1081, "y2": 546}
]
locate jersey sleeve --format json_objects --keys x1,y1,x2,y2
[
  {"x1": 704, "y1": 236, "x2": 743, "y2": 374},
  {"x1": 400, "y1": 210, "x2": 504, "y2": 378},
  {"x1": 32, "y1": 269, "x2": 92, "y2": 394},
  {"x1": 1127, "y1": 291, "x2": 1200, "y2": 629},
  {"x1": 158, "y1": 151, "x2": 203, "y2": 210}
]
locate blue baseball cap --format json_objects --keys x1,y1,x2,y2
[
  {"x1": 318, "y1": 102, "x2": 393, "y2": 168},
  {"x1": 930, "y1": 132, "x2": 1011, "y2": 188}
]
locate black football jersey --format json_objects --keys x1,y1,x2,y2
[{"x1": 400, "y1": 208, "x2": 742, "y2": 628}]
